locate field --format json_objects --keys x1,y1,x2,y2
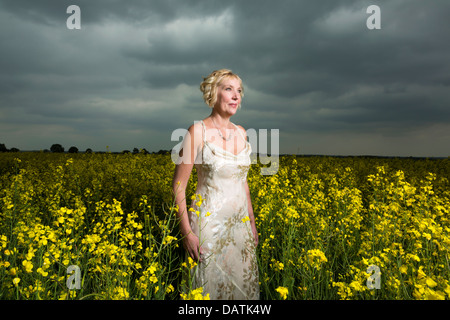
[{"x1": 0, "y1": 152, "x2": 449, "y2": 300}]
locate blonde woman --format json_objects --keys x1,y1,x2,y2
[{"x1": 172, "y1": 69, "x2": 259, "y2": 300}]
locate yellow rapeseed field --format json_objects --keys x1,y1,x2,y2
[{"x1": 0, "y1": 152, "x2": 449, "y2": 299}]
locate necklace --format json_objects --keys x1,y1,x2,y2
[{"x1": 211, "y1": 117, "x2": 234, "y2": 141}]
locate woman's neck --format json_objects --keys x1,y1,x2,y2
[{"x1": 209, "y1": 110, "x2": 231, "y2": 128}]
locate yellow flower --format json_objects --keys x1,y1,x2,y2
[
  {"x1": 426, "y1": 278, "x2": 438, "y2": 288},
  {"x1": 306, "y1": 249, "x2": 328, "y2": 270},
  {"x1": 26, "y1": 247, "x2": 36, "y2": 260},
  {"x1": 270, "y1": 259, "x2": 284, "y2": 271},
  {"x1": 444, "y1": 283, "x2": 450, "y2": 298},
  {"x1": 149, "y1": 275, "x2": 158, "y2": 284},
  {"x1": 148, "y1": 263, "x2": 158, "y2": 274},
  {"x1": 188, "y1": 256, "x2": 197, "y2": 269},
  {"x1": 417, "y1": 266, "x2": 427, "y2": 280},
  {"x1": 349, "y1": 280, "x2": 365, "y2": 292},
  {"x1": 22, "y1": 260, "x2": 33, "y2": 273},
  {"x1": 13, "y1": 277, "x2": 21, "y2": 286},
  {"x1": 424, "y1": 289, "x2": 445, "y2": 300},
  {"x1": 399, "y1": 265, "x2": 408, "y2": 274},
  {"x1": 241, "y1": 216, "x2": 250, "y2": 223},
  {"x1": 112, "y1": 287, "x2": 129, "y2": 300},
  {"x1": 59, "y1": 291, "x2": 77, "y2": 300},
  {"x1": 37, "y1": 267, "x2": 48, "y2": 277},
  {"x1": 166, "y1": 284, "x2": 174, "y2": 294},
  {"x1": 275, "y1": 286, "x2": 288, "y2": 300},
  {"x1": 162, "y1": 235, "x2": 177, "y2": 245},
  {"x1": 188, "y1": 207, "x2": 200, "y2": 216},
  {"x1": 180, "y1": 287, "x2": 210, "y2": 300}
]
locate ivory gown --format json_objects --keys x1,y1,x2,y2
[{"x1": 188, "y1": 120, "x2": 259, "y2": 300}]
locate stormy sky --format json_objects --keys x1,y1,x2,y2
[{"x1": 1, "y1": 0, "x2": 449, "y2": 157}]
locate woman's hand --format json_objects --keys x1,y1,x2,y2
[{"x1": 182, "y1": 232, "x2": 203, "y2": 262}]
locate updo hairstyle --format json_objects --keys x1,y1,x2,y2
[{"x1": 199, "y1": 69, "x2": 244, "y2": 109}]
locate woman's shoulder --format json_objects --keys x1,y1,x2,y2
[
  {"x1": 187, "y1": 120, "x2": 204, "y2": 133},
  {"x1": 234, "y1": 123, "x2": 247, "y2": 139},
  {"x1": 186, "y1": 121, "x2": 205, "y2": 144}
]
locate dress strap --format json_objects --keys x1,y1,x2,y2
[
  {"x1": 231, "y1": 122, "x2": 247, "y2": 143},
  {"x1": 199, "y1": 120, "x2": 206, "y2": 162},
  {"x1": 200, "y1": 120, "x2": 206, "y2": 144}
]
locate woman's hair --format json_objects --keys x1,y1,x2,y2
[{"x1": 199, "y1": 69, "x2": 244, "y2": 109}]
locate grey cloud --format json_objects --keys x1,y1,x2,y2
[{"x1": 0, "y1": 0, "x2": 449, "y2": 156}]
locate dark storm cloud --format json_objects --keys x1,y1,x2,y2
[{"x1": 0, "y1": 0, "x2": 449, "y2": 156}]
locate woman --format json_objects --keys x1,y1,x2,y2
[{"x1": 172, "y1": 69, "x2": 259, "y2": 300}]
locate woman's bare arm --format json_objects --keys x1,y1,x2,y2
[{"x1": 172, "y1": 122, "x2": 204, "y2": 261}]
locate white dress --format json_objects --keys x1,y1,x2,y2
[{"x1": 188, "y1": 120, "x2": 259, "y2": 300}]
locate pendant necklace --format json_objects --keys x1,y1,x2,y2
[{"x1": 211, "y1": 117, "x2": 234, "y2": 141}]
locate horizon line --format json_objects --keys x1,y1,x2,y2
[{"x1": 1, "y1": 149, "x2": 448, "y2": 160}]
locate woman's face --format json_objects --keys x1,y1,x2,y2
[{"x1": 214, "y1": 77, "x2": 242, "y2": 116}]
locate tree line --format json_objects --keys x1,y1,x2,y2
[
  {"x1": 0, "y1": 143, "x2": 170, "y2": 155},
  {"x1": 0, "y1": 143, "x2": 19, "y2": 153}
]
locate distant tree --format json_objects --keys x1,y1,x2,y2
[
  {"x1": 132, "y1": 147, "x2": 139, "y2": 154},
  {"x1": 68, "y1": 146, "x2": 78, "y2": 153},
  {"x1": 9, "y1": 147, "x2": 20, "y2": 153},
  {"x1": 50, "y1": 144, "x2": 64, "y2": 153},
  {"x1": 140, "y1": 148, "x2": 149, "y2": 155},
  {"x1": 85, "y1": 148, "x2": 93, "y2": 154},
  {"x1": 0, "y1": 143, "x2": 7, "y2": 152},
  {"x1": 122, "y1": 150, "x2": 130, "y2": 154}
]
